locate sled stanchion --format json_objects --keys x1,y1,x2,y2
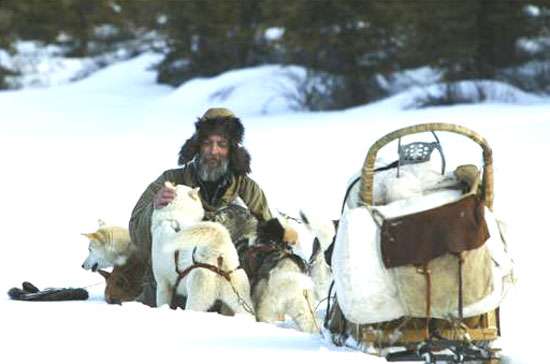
[
  {"x1": 458, "y1": 252, "x2": 464, "y2": 321},
  {"x1": 359, "y1": 123, "x2": 494, "y2": 208},
  {"x1": 328, "y1": 122, "x2": 503, "y2": 362},
  {"x1": 417, "y1": 264, "x2": 432, "y2": 340}
]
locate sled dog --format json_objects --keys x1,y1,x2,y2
[
  {"x1": 240, "y1": 218, "x2": 319, "y2": 333},
  {"x1": 299, "y1": 212, "x2": 337, "y2": 303},
  {"x1": 81, "y1": 220, "x2": 134, "y2": 272},
  {"x1": 151, "y1": 182, "x2": 253, "y2": 314},
  {"x1": 210, "y1": 204, "x2": 258, "y2": 246},
  {"x1": 96, "y1": 257, "x2": 145, "y2": 305}
]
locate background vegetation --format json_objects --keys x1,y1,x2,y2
[{"x1": 1, "y1": 0, "x2": 549, "y2": 108}]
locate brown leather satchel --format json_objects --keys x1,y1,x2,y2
[{"x1": 380, "y1": 194, "x2": 490, "y2": 269}]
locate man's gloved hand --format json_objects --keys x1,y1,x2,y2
[{"x1": 8, "y1": 281, "x2": 89, "y2": 301}]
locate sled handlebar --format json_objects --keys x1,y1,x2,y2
[{"x1": 360, "y1": 123, "x2": 494, "y2": 209}]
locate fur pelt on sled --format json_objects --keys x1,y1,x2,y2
[
  {"x1": 332, "y1": 193, "x2": 514, "y2": 324},
  {"x1": 344, "y1": 160, "x2": 461, "y2": 209}
]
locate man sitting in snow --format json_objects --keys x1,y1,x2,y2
[{"x1": 127, "y1": 107, "x2": 276, "y2": 307}]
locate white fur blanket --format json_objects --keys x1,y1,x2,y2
[
  {"x1": 333, "y1": 194, "x2": 514, "y2": 325},
  {"x1": 345, "y1": 160, "x2": 460, "y2": 210}
]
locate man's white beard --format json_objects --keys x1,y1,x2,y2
[{"x1": 197, "y1": 155, "x2": 229, "y2": 182}]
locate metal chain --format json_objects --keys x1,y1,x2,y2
[{"x1": 227, "y1": 275, "x2": 255, "y2": 315}]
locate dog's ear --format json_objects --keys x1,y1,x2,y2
[
  {"x1": 188, "y1": 187, "x2": 200, "y2": 201},
  {"x1": 81, "y1": 232, "x2": 99, "y2": 241}
]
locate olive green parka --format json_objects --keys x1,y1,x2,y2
[{"x1": 128, "y1": 165, "x2": 272, "y2": 307}]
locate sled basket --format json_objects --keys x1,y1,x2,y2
[{"x1": 327, "y1": 123, "x2": 500, "y2": 350}]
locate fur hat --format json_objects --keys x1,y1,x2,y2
[{"x1": 178, "y1": 108, "x2": 251, "y2": 175}]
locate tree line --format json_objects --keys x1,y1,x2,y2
[{"x1": 1, "y1": 0, "x2": 550, "y2": 108}]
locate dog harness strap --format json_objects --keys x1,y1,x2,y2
[
  {"x1": 170, "y1": 248, "x2": 243, "y2": 309},
  {"x1": 170, "y1": 250, "x2": 183, "y2": 309},
  {"x1": 189, "y1": 247, "x2": 240, "y2": 279},
  {"x1": 244, "y1": 244, "x2": 307, "y2": 293},
  {"x1": 243, "y1": 244, "x2": 278, "y2": 275},
  {"x1": 183, "y1": 262, "x2": 232, "y2": 281},
  {"x1": 174, "y1": 250, "x2": 181, "y2": 273}
]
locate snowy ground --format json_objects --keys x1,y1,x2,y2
[{"x1": 1, "y1": 53, "x2": 549, "y2": 363}]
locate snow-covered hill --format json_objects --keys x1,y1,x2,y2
[{"x1": 1, "y1": 53, "x2": 549, "y2": 364}]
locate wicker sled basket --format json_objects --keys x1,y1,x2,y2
[{"x1": 327, "y1": 123, "x2": 501, "y2": 354}]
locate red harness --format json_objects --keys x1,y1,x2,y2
[{"x1": 169, "y1": 248, "x2": 239, "y2": 309}]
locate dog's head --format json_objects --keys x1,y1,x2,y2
[
  {"x1": 151, "y1": 182, "x2": 205, "y2": 233},
  {"x1": 81, "y1": 225, "x2": 132, "y2": 271},
  {"x1": 98, "y1": 264, "x2": 143, "y2": 305},
  {"x1": 256, "y1": 217, "x2": 298, "y2": 247},
  {"x1": 212, "y1": 204, "x2": 258, "y2": 244}
]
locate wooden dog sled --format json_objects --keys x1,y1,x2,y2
[{"x1": 326, "y1": 123, "x2": 505, "y2": 363}]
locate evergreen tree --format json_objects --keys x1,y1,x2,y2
[
  {"x1": 271, "y1": 0, "x2": 402, "y2": 109},
  {"x1": 1, "y1": 0, "x2": 549, "y2": 100},
  {"x1": 0, "y1": 0, "x2": 19, "y2": 88},
  {"x1": 401, "y1": 0, "x2": 540, "y2": 81},
  {"x1": 56, "y1": 0, "x2": 125, "y2": 56},
  {"x1": 156, "y1": 0, "x2": 273, "y2": 86}
]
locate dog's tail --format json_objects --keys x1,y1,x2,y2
[
  {"x1": 162, "y1": 221, "x2": 232, "y2": 253},
  {"x1": 299, "y1": 211, "x2": 336, "y2": 252}
]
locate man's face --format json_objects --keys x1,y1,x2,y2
[
  {"x1": 197, "y1": 134, "x2": 230, "y2": 181},
  {"x1": 200, "y1": 134, "x2": 229, "y2": 166}
]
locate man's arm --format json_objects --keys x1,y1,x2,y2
[
  {"x1": 239, "y1": 176, "x2": 301, "y2": 245},
  {"x1": 239, "y1": 176, "x2": 273, "y2": 222},
  {"x1": 129, "y1": 173, "x2": 168, "y2": 262}
]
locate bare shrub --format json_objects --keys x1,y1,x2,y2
[
  {"x1": 500, "y1": 61, "x2": 550, "y2": 95},
  {"x1": 414, "y1": 82, "x2": 489, "y2": 108}
]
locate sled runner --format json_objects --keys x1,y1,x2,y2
[{"x1": 326, "y1": 123, "x2": 513, "y2": 363}]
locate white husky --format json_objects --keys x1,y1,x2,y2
[
  {"x1": 240, "y1": 218, "x2": 319, "y2": 333},
  {"x1": 299, "y1": 212, "x2": 336, "y2": 303},
  {"x1": 151, "y1": 182, "x2": 253, "y2": 314},
  {"x1": 81, "y1": 220, "x2": 134, "y2": 271}
]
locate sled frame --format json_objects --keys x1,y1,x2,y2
[{"x1": 328, "y1": 123, "x2": 500, "y2": 358}]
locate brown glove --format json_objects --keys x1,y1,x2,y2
[{"x1": 8, "y1": 281, "x2": 89, "y2": 301}]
